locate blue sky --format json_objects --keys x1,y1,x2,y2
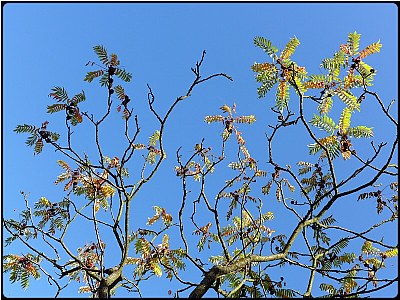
[{"x1": 2, "y1": 2, "x2": 398, "y2": 298}]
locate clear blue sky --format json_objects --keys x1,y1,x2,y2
[{"x1": 2, "y1": 2, "x2": 398, "y2": 298}]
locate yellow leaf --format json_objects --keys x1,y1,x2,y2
[
  {"x1": 40, "y1": 197, "x2": 51, "y2": 207},
  {"x1": 151, "y1": 262, "x2": 162, "y2": 277},
  {"x1": 219, "y1": 104, "x2": 231, "y2": 114}
]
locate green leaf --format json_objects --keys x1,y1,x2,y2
[
  {"x1": 280, "y1": 36, "x2": 300, "y2": 60},
  {"x1": 320, "y1": 283, "x2": 337, "y2": 295},
  {"x1": 114, "y1": 85, "x2": 125, "y2": 100},
  {"x1": 275, "y1": 288, "x2": 296, "y2": 298},
  {"x1": 262, "y1": 180, "x2": 273, "y2": 195},
  {"x1": 320, "y1": 215, "x2": 336, "y2": 226},
  {"x1": 148, "y1": 130, "x2": 160, "y2": 147},
  {"x1": 358, "y1": 61, "x2": 376, "y2": 79},
  {"x1": 310, "y1": 114, "x2": 337, "y2": 134},
  {"x1": 49, "y1": 86, "x2": 69, "y2": 102},
  {"x1": 25, "y1": 134, "x2": 38, "y2": 147},
  {"x1": 14, "y1": 124, "x2": 37, "y2": 134},
  {"x1": 34, "y1": 138, "x2": 44, "y2": 155},
  {"x1": 47, "y1": 103, "x2": 66, "y2": 114},
  {"x1": 321, "y1": 51, "x2": 345, "y2": 78},
  {"x1": 70, "y1": 91, "x2": 86, "y2": 104},
  {"x1": 256, "y1": 71, "x2": 279, "y2": 98},
  {"x1": 331, "y1": 238, "x2": 349, "y2": 256},
  {"x1": 335, "y1": 90, "x2": 360, "y2": 111},
  {"x1": 84, "y1": 70, "x2": 104, "y2": 83},
  {"x1": 347, "y1": 31, "x2": 361, "y2": 54},
  {"x1": 93, "y1": 45, "x2": 109, "y2": 65},
  {"x1": 115, "y1": 68, "x2": 132, "y2": 82},
  {"x1": 253, "y1": 36, "x2": 278, "y2": 57},
  {"x1": 338, "y1": 107, "x2": 352, "y2": 134},
  {"x1": 347, "y1": 126, "x2": 373, "y2": 138},
  {"x1": 99, "y1": 73, "x2": 109, "y2": 86},
  {"x1": 50, "y1": 132, "x2": 60, "y2": 142}
]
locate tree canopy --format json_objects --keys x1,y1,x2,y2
[{"x1": 3, "y1": 29, "x2": 398, "y2": 298}]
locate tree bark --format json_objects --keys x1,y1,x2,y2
[
  {"x1": 97, "y1": 279, "x2": 110, "y2": 298},
  {"x1": 189, "y1": 266, "x2": 220, "y2": 298},
  {"x1": 95, "y1": 269, "x2": 122, "y2": 298}
]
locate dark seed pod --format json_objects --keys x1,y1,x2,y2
[
  {"x1": 67, "y1": 106, "x2": 75, "y2": 115},
  {"x1": 39, "y1": 130, "x2": 50, "y2": 139},
  {"x1": 108, "y1": 66, "x2": 116, "y2": 76},
  {"x1": 122, "y1": 95, "x2": 130, "y2": 106}
]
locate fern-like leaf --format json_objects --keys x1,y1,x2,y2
[
  {"x1": 253, "y1": 36, "x2": 278, "y2": 57},
  {"x1": 331, "y1": 238, "x2": 349, "y2": 256},
  {"x1": 347, "y1": 31, "x2": 361, "y2": 55},
  {"x1": 115, "y1": 68, "x2": 132, "y2": 82},
  {"x1": 93, "y1": 45, "x2": 109, "y2": 65},
  {"x1": 251, "y1": 62, "x2": 276, "y2": 73},
  {"x1": 70, "y1": 91, "x2": 86, "y2": 104},
  {"x1": 318, "y1": 96, "x2": 333, "y2": 115},
  {"x1": 109, "y1": 53, "x2": 120, "y2": 66},
  {"x1": 25, "y1": 134, "x2": 38, "y2": 147},
  {"x1": 47, "y1": 103, "x2": 66, "y2": 114},
  {"x1": 275, "y1": 80, "x2": 290, "y2": 112},
  {"x1": 14, "y1": 124, "x2": 37, "y2": 134},
  {"x1": 305, "y1": 74, "x2": 328, "y2": 88},
  {"x1": 320, "y1": 283, "x2": 337, "y2": 295},
  {"x1": 335, "y1": 89, "x2": 360, "y2": 111},
  {"x1": 359, "y1": 40, "x2": 382, "y2": 59},
  {"x1": 205, "y1": 115, "x2": 224, "y2": 124},
  {"x1": 280, "y1": 36, "x2": 300, "y2": 60},
  {"x1": 34, "y1": 138, "x2": 44, "y2": 155},
  {"x1": 308, "y1": 136, "x2": 340, "y2": 159},
  {"x1": 310, "y1": 114, "x2": 337, "y2": 134},
  {"x1": 148, "y1": 130, "x2": 160, "y2": 147},
  {"x1": 383, "y1": 247, "x2": 398, "y2": 258},
  {"x1": 358, "y1": 61, "x2": 376, "y2": 79},
  {"x1": 347, "y1": 126, "x2": 373, "y2": 138},
  {"x1": 255, "y1": 69, "x2": 279, "y2": 98},
  {"x1": 49, "y1": 86, "x2": 69, "y2": 102},
  {"x1": 84, "y1": 70, "x2": 104, "y2": 83},
  {"x1": 114, "y1": 85, "x2": 125, "y2": 100},
  {"x1": 320, "y1": 215, "x2": 336, "y2": 226},
  {"x1": 338, "y1": 107, "x2": 352, "y2": 134},
  {"x1": 99, "y1": 73, "x2": 109, "y2": 86},
  {"x1": 275, "y1": 289, "x2": 296, "y2": 298},
  {"x1": 50, "y1": 131, "x2": 60, "y2": 142},
  {"x1": 235, "y1": 115, "x2": 256, "y2": 124}
]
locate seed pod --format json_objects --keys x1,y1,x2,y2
[{"x1": 108, "y1": 66, "x2": 116, "y2": 76}]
